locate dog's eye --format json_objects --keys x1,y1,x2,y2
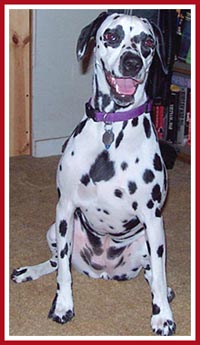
[
  {"x1": 103, "y1": 31, "x2": 119, "y2": 43},
  {"x1": 144, "y1": 38, "x2": 155, "y2": 48}
]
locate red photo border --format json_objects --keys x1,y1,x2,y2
[{"x1": 1, "y1": 0, "x2": 198, "y2": 342}]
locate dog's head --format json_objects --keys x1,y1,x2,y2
[{"x1": 77, "y1": 12, "x2": 167, "y2": 107}]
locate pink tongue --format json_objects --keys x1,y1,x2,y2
[{"x1": 115, "y1": 78, "x2": 137, "y2": 95}]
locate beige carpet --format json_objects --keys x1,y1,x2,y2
[{"x1": 9, "y1": 155, "x2": 191, "y2": 337}]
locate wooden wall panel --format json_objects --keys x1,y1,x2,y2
[{"x1": 9, "y1": 10, "x2": 31, "y2": 156}]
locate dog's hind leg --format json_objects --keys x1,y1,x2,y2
[{"x1": 11, "y1": 223, "x2": 58, "y2": 283}]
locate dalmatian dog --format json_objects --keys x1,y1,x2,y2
[{"x1": 11, "y1": 13, "x2": 176, "y2": 336}]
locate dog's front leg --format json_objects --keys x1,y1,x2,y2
[
  {"x1": 48, "y1": 199, "x2": 75, "y2": 324},
  {"x1": 144, "y1": 215, "x2": 176, "y2": 336}
]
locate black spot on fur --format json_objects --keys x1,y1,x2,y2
[
  {"x1": 73, "y1": 119, "x2": 88, "y2": 138},
  {"x1": 62, "y1": 138, "x2": 69, "y2": 153},
  {"x1": 83, "y1": 271, "x2": 90, "y2": 277},
  {"x1": 60, "y1": 243, "x2": 68, "y2": 258},
  {"x1": 143, "y1": 169, "x2": 155, "y2": 183},
  {"x1": 80, "y1": 248, "x2": 92, "y2": 265},
  {"x1": 122, "y1": 120, "x2": 128, "y2": 130},
  {"x1": 128, "y1": 181, "x2": 137, "y2": 194},
  {"x1": 132, "y1": 267, "x2": 139, "y2": 272},
  {"x1": 80, "y1": 174, "x2": 90, "y2": 186},
  {"x1": 146, "y1": 240, "x2": 151, "y2": 255},
  {"x1": 50, "y1": 260, "x2": 57, "y2": 268},
  {"x1": 86, "y1": 229, "x2": 103, "y2": 256},
  {"x1": 114, "y1": 256, "x2": 124, "y2": 268},
  {"x1": 155, "y1": 208, "x2": 161, "y2": 217},
  {"x1": 121, "y1": 161, "x2": 128, "y2": 170},
  {"x1": 115, "y1": 131, "x2": 124, "y2": 148},
  {"x1": 114, "y1": 189, "x2": 123, "y2": 198},
  {"x1": 132, "y1": 201, "x2": 138, "y2": 210},
  {"x1": 157, "y1": 245, "x2": 164, "y2": 257},
  {"x1": 147, "y1": 200, "x2": 154, "y2": 209},
  {"x1": 143, "y1": 117, "x2": 151, "y2": 138},
  {"x1": 102, "y1": 94, "x2": 111, "y2": 109},
  {"x1": 153, "y1": 153, "x2": 163, "y2": 171},
  {"x1": 103, "y1": 209, "x2": 110, "y2": 215},
  {"x1": 132, "y1": 117, "x2": 138, "y2": 127},
  {"x1": 113, "y1": 274, "x2": 128, "y2": 281},
  {"x1": 76, "y1": 209, "x2": 103, "y2": 255},
  {"x1": 48, "y1": 293, "x2": 58, "y2": 319},
  {"x1": 59, "y1": 220, "x2": 67, "y2": 237},
  {"x1": 59, "y1": 164, "x2": 62, "y2": 171},
  {"x1": 57, "y1": 188, "x2": 61, "y2": 199},
  {"x1": 11, "y1": 268, "x2": 27, "y2": 279},
  {"x1": 123, "y1": 217, "x2": 140, "y2": 230},
  {"x1": 107, "y1": 246, "x2": 126, "y2": 259},
  {"x1": 152, "y1": 184, "x2": 162, "y2": 203},
  {"x1": 89, "y1": 151, "x2": 115, "y2": 183},
  {"x1": 152, "y1": 303, "x2": 161, "y2": 315},
  {"x1": 145, "y1": 264, "x2": 151, "y2": 271}
]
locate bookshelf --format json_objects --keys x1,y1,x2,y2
[{"x1": 151, "y1": 9, "x2": 191, "y2": 165}]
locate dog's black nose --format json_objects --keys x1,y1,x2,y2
[{"x1": 120, "y1": 52, "x2": 143, "y2": 77}]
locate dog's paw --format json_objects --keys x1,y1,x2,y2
[
  {"x1": 48, "y1": 308, "x2": 74, "y2": 324},
  {"x1": 11, "y1": 267, "x2": 33, "y2": 283},
  {"x1": 151, "y1": 315, "x2": 176, "y2": 336},
  {"x1": 48, "y1": 293, "x2": 74, "y2": 324}
]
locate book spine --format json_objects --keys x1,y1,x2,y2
[
  {"x1": 184, "y1": 89, "x2": 191, "y2": 144},
  {"x1": 176, "y1": 87, "x2": 188, "y2": 145},
  {"x1": 167, "y1": 88, "x2": 179, "y2": 143},
  {"x1": 171, "y1": 73, "x2": 191, "y2": 89},
  {"x1": 152, "y1": 99, "x2": 165, "y2": 140}
]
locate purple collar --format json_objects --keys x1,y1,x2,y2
[{"x1": 85, "y1": 99, "x2": 152, "y2": 123}]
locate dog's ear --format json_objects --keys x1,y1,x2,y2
[
  {"x1": 76, "y1": 12, "x2": 108, "y2": 61},
  {"x1": 151, "y1": 22, "x2": 168, "y2": 75}
]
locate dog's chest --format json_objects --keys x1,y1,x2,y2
[
  {"x1": 58, "y1": 114, "x2": 164, "y2": 236},
  {"x1": 76, "y1": 174, "x2": 140, "y2": 235}
]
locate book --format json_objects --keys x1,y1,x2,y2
[
  {"x1": 152, "y1": 98, "x2": 169, "y2": 140},
  {"x1": 176, "y1": 87, "x2": 188, "y2": 145},
  {"x1": 184, "y1": 89, "x2": 191, "y2": 145},
  {"x1": 178, "y1": 10, "x2": 191, "y2": 62},
  {"x1": 167, "y1": 85, "x2": 180, "y2": 143},
  {"x1": 171, "y1": 72, "x2": 191, "y2": 89}
]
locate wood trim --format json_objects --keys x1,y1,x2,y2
[{"x1": 9, "y1": 9, "x2": 31, "y2": 156}]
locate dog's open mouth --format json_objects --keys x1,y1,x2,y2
[{"x1": 105, "y1": 72, "x2": 139, "y2": 97}]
